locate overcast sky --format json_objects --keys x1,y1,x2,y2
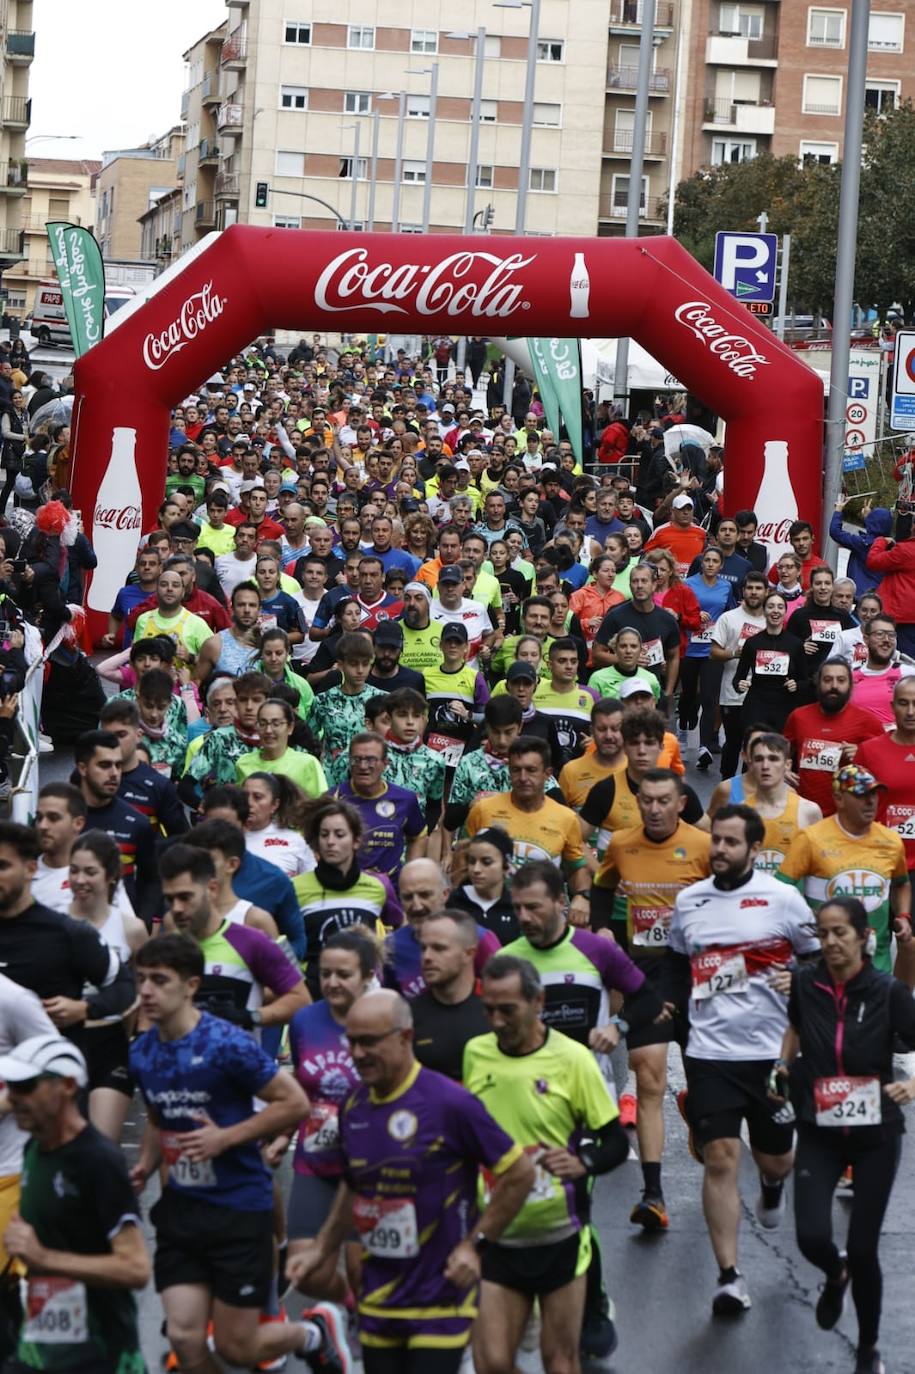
[{"x1": 29, "y1": 0, "x2": 226, "y2": 161}]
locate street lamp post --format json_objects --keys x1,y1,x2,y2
[
  {"x1": 421, "y1": 64, "x2": 439, "y2": 233},
  {"x1": 367, "y1": 108, "x2": 380, "y2": 231},
  {"x1": 391, "y1": 91, "x2": 407, "y2": 232},
  {"x1": 347, "y1": 122, "x2": 361, "y2": 230},
  {"x1": 614, "y1": 0, "x2": 656, "y2": 413},
  {"x1": 447, "y1": 28, "x2": 488, "y2": 377}
]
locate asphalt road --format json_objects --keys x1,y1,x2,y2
[{"x1": 35, "y1": 742, "x2": 915, "y2": 1374}]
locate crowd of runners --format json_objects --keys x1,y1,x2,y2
[{"x1": 0, "y1": 332, "x2": 912, "y2": 1374}]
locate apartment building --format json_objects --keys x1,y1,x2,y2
[
  {"x1": 0, "y1": 1, "x2": 34, "y2": 303},
  {"x1": 682, "y1": 1, "x2": 915, "y2": 175},
  {"x1": 4, "y1": 157, "x2": 100, "y2": 317},
  {"x1": 95, "y1": 126, "x2": 185, "y2": 260},
  {"x1": 179, "y1": 22, "x2": 228, "y2": 254}
]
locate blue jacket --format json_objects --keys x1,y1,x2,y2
[
  {"x1": 828, "y1": 507, "x2": 893, "y2": 594},
  {"x1": 234, "y1": 849, "x2": 306, "y2": 959}
]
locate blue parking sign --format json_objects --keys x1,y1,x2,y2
[{"x1": 713, "y1": 232, "x2": 778, "y2": 303}]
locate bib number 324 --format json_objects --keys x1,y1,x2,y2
[{"x1": 814, "y1": 1076, "x2": 882, "y2": 1127}]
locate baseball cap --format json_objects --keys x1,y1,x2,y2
[
  {"x1": 240, "y1": 479, "x2": 266, "y2": 494},
  {"x1": 672, "y1": 493, "x2": 694, "y2": 510},
  {"x1": 506, "y1": 661, "x2": 537, "y2": 684},
  {"x1": 454, "y1": 458, "x2": 471, "y2": 472},
  {"x1": 374, "y1": 620, "x2": 404, "y2": 646},
  {"x1": 400, "y1": 498, "x2": 421, "y2": 514},
  {"x1": 618, "y1": 676, "x2": 655, "y2": 700},
  {"x1": 440, "y1": 621, "x2": 469, "y2": 643},
  {"x1": 833, "y1": 764, "x2": 886, "y2": 795},
  {"x1": 279, "y1": 481, "x2": 298, "y2": 494},
  {"x1": 441, "y1": 402, "x2": 456, "y2": 414},
  {"x1": 438, "y1": 564, "x2": 464, "y2": 585},
  {"x1": 0, "y1": 1034, "x2": 88, "y2": 1088}
]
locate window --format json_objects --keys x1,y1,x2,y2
[
  {"x1": 284, "y1": 20, "x2": 311, "y2": 44},
  {"x1": 344, "y1": 91, "x2": 372, "y2": 113},
  {"x1": 610, "y1": 173, "x2": 649, "y2": 216},
  {"x1": 280, "y1": 85, "x2": 308, "y2": 110},
  {"x1": 865, "y1": 79, "x2": 900, "y2": 112},
  {"x1": 529, "y1": 167, "x2": 557, "y2": 192},
  {"x1": 336, "y1": 219, "x2": 365, "y2": 230},
  {"x1": 802, "y1": 73, "x2": 842, "y2": 114},
  {"x1": 276, "y1": 150, "x2": 306, "y2": 176},
  {"x1": 537, "y1": 39, "x2": 564, "y2": 62},
  {"x1": 484, "y1": 35, "x2": 501, "y2": 57},
  {"x1": 807, "y1": 8, "x2": 845, "y2": 47},
  {"x1": 711, "y1": 136, "x2": 757, "y2": 163},
  {"x1": 475, "y1": 165, "x2": 494, "y2": 188},
  {"x1": 406, "y1": 93, "x2": 431, "y2": 118},
  {"x1": 348, "y1": 25, "x2": 374, "y2": 49},
  {"x1": 533, "y1": 102, "x2": 561, "y2": 126},
  {"x1": 614, "y1": 108, "x2": 652, "y2": 150},
  {"x1": 868, "y1": 12, "x2": 904, "y2": 51},
  {"x1": 479, "y1": 99, "x2": 498, "y2": 122},
  {"x1": 719, "y1": 4, "x2": 764, "y2": 39},
  {"x1": 400, "y1": 223, "x2": 423, "y2": 233},
  {"x1": 403, "y1": 160, "x2": 427, "y2": 183},
  {"x1": 411, "y1": 29, "x2": 438, "y2": 54},
  {"x1": 338, "y1": 157, "x2": 368, "y2": 179},
  {"x1": 799, "y1": 140, "x2": 839, "y2": 164},
  {"x1": 6, "y1": 292, "x2": 25, "y2": 310},
  {"x1": 274, "y1": 214, "x2": 302, "y2": 228}
]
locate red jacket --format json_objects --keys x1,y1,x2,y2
[
  {"x1": 598, "y1": 421, "x2": 629, "y2": 464},
  {"x1": 866, "y1": 537, "x2": 915, "y2": 623}
]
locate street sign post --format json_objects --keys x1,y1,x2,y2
[
  {"x1": 844, "y1": 347, "x2": 882, "y2": 463},
  {"x1": 713, "y1": 231, "x2": 779, "y2": 303},
  {"x1": 891, "y1": 330, "x2": 915, "y2": 430}
]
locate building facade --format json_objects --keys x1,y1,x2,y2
[
  {"x1": 3, "y1": 158, "x2": 100, "y2": 318},
  {"x1": 95, "y1": 126, "x2": 185, "y2": 260},
  {"x1": 0, "y1": 1, "x2": 34, "y2": 301}
]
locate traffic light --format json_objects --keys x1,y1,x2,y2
[
  {"x1": 255, "y1": 182, "x2": 269, "y2": 209},
  {"x1": 483, "y1": 204, "x2": 495, "y2": 229}
]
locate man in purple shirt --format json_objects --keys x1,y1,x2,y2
[
  {"x1": 333, "y1": 738, "x2": 428, "y2": 882},
  {"x1": 287, "y1": 990, "x2": 534, "y2": 1371},
  {"x1": 384, "y1": 858, "x2": 501, "y2": 1000}
]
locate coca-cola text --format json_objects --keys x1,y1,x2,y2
[
  {"x1": 93, "y1": 505, "x2": 142, "y2": 532},
  {"x1": 674, "y1": 301, "x2": 770, "y2": 379},
  {"x1": 314, "y1": 249, "x2": 535, "y2": 318},
  {"x1": 756, "y1": 518, "x2": 794, "y2": 545},
  {"x1": 143, "y1": 283, "x2": 227, "y2": 371}
]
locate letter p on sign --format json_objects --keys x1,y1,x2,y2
[{"x1": 714, "y1": 232, "x2": 778, "y2": 303}]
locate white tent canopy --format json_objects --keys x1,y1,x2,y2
[{"x1": 491, "y1": 336, "x2": 684, "y2": 393}]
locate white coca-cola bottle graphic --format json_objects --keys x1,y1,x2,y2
[
  {"x1": 86, "y1": 427, "x2": 143, "y2": 613},
  {"x1": 570, "y1": 253, "x2": 590, "y2": 319},
  {"x1": 751, "y1": 440, "x2": 798, "y2": 558}
]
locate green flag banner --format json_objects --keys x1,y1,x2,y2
[
  {"x1": 527, "y1": 337, "x2": 563, "y2": 442},
  {"x1": 527, "y1": 337, "x2": 585, "y2": 467},
  {"x1": 46, "y1": 222, "x2": 106, "y2": 358}
]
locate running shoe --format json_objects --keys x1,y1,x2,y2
[
  {"x1": 299, "y1": 1304, "x2": 352, "y2": 1374},
  {"x1": 815, "y1": 1255, "x2": 849, "y2": 1331},
  {"x1": 754, "y1": 1179, "x2": 785, "y2": 1230},
  {"x1": 630, "y1": 1191, "x2": 669, "y2": 1231},
  {"x1": 618, "y1": 1092, "x2": 637, "y2": 1128},
  {"x1": 676, "y1": 1089, "x2": 704, "y2": 1163},
  {"x1": 712, "y1": 1272, "x2": 751, "y2": 1316},
  {"x1": 836, "y1": 1166, "x2": 854, "y2": 1197},
  {"x1": 697, "y1": 747, "x2": 713, "y2": 772},
  {"x1": 580, "y1": 1313, "x2": 618, "y2": 1361},
  {"x1": 854, "y1": 1349, "x2": 885, "y2": 1374}
]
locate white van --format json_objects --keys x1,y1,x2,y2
[{"x1": 30, "y1": 279, "x2": 140, "y2": 348}]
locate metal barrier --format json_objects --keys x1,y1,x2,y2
[{"x1": 9, "y1": 622, "x2": 66, "y2": 824}]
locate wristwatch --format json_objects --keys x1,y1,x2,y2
[
  {"x1": 473, "y1": 1232, "x2": 490, "y2": 1253},
  {"x1": 250, "y1": 1008, "x2": 264, "y2": 1027}
]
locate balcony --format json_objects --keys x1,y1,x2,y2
[
  {"x1": 227, "y1": 0, "x2": 249, "y2": 7},
  {"x1": 195, "y1": 200, "x2": 216, "y2": 226},
  {"x1": 706, "y1": 33, "x2": 778, "y2": 65},
  {"x1": 0, "y1": 163, "x2": 27, "y2": 194},
  {"x1": 607, "y1": 65, "x2": 671, "y2": 93},
  {"x1": 215, "y1": 171, "x2": 239, "y2": 198},
  {"x1": 22, "y1": 216, "x2": 48, "y2": 232},
  {"x1": 6, "y1": 31, "x2": 35, "y2": 62},
  {"x1": 2, "y1": 96, "x2": 30, "y2": 129},
  {"x1": 703, "y1": 99, "x2": 775, "y2": 134},
  {"x1": 177, "y1": 152, "x2": 186, "y2": 178},
  {"x1": 201, "y1": 72, "x2": 220, "y2": 106},
  {"x1": 0, "y1": 227, "x2": 25, "y2": 260},
  {"x1": 180, "y1": 89, "x2": 190, "y2": 119},
  {"x1": 609, "y1": 2, "x2": 675, "y2": 31},
  {"x1": 217, "y1": 102, "x2": 243, "y2": 135},
  {"x1": 198, "y1": 138, "x2": 219, "y2": 166},
  {"x1": 605, "y1": 128, "x2": 668, "y2": 158},
  {"x1": 221, "y1": 29, "x2": 247, "y2": 67},
  {"x1": 599, "y1": 193, "x2": 664, "y2": 222}
]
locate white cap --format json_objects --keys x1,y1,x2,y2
[
  {"x1": 403, "y1": 581, "x2": 432, "y2": 603},
  {"x1": 672, "y1": 493, "x2": 694, "y2": 510},
  {"x1": 0, "y1": 1034, "x2": 87, "y2": 1088},
  {"x1": 454, "y1": 458, "x2": 471, "y2": 472},
  {"x1": 618, "y1": 676, "x2": 655, "y2": 700}
]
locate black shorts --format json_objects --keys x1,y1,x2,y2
[
  {"x1": 684, "y1": 1056, "x2": 794, "y2": 1157},
  {"x1": 151, "y1": 1188, "x2": 273, "y2": 1308},
  {"x1": 85, "y1": 1025, "x2": 133, "y2": 1097},
  {"x1": 481, "y1": 1229, "x2": 589, "y2": 1298},
  {"x1": 624, "y1": 960, "x2": 688, "y2": 1052}
]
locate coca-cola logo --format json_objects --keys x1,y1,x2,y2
[
  {"x1": 674, "y1": 301, "x2": 770, "y2": 379},
  {"x1": 314, "y1": 248, "x2": 535, "y2": 318},
  {"x1": 94, "y1": 505, "x2": 142, "y2": 532},
  {"x1": 757, "y1": 518, "x2": 793, "y2": 545},
  {"x1": 142, "y1": 283, "x2": 227, "y2": 371}
]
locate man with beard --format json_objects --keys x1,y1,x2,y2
[
  {"x1": 849, "y1": 615, "x2": 915, "y2": 725},
  {"x1": 783, "y1": 658, "x2": 884, "y2": 817},
  {"x1": 400, "y1": 582, "x2": 443, "y2": 672},
  {"x1": 194, "y1": 582, "x2": 263, "y2": 680}
]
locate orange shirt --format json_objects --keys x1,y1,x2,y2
[{"x1": 645, "y1": 522, "x2": 707, "y2": 577}]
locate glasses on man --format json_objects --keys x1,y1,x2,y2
[{"x1": 342, "y1": 1029, "x2": 402, "y2": 1051}]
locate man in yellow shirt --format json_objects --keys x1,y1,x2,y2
[{"x1": 559, "y1": 698, "x2": 624, "y2": 809}]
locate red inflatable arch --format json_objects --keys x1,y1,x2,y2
[{"x1": 71, "y1": 227, "x2": 824, "y2": 636}]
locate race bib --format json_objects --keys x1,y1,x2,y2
[
  {"x1": 754, "y1": 649, "x2": 789, "y2": 677},
  {"x1": 152, "y1": 760, "x2": 173, "y2": 777},
  {"x1": 352, "y1": 1196, "x2": 418, "y2": 1258},
  {"x1": 886, "y1": 804, "x2": 915, "y2": 840},
  {"x1": 161, "y1": 1130, "x2": 217, "y2": 1189},
  {"x1": 24, "y1": 1279, "x2": 87, "y2": 1346},
  {"x1": 483, "y1": 1145, "x2": 554, "y2": 1205},
  {"x1": 691, "y1": 949, "x2": 749, "y2": 1001},
  {"x1": 738, "y1": 622, "x2": 763, "y2": 644},
  {"x1": 303, "y1": 1102, "x2": 339, "y2": 1153},
  {"x1": 631, "y1": 905, "x2": 673, "y2": 948},
  {"x1": 799, "y1": 739, "x2": 843, "y2": 773},
  {"x1": 640, "y1": 638, "x2": 664, "y2": 667},
  {"x1": 692, "y1": 624, "x2": 715, "y2": 645},
  {"x1": 814, "y1": 1076, "x2": 881, "y2": 1127},
  {"x1": 425, "y1": 731, "x2": 465, "y2": 769},
  {"x1": 809, "y1": 619, "x2": 840, "y2": 644},
  {"x1": 851, "y1": 640, "x2": 868, "y2": 665},
  {"x1": 258, "y1": 614, "x2": 279, "y2": 633}
]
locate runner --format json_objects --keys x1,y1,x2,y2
[
  {"x1": 129, "y1": 935, "x2": 349, "y2": 1374},
  {"x1": 709, "y1": 571, "x2": 768, "y2": 779},
  {"x1": 448, "y1": 828, "x2": 519, "y2": 944},
  {"x1": 74, "y1": 731, "x2": 160, "y2": 928},
  {"x1": 33, "y1": 784, "x2": 135, "y2": 920},
  {"x1": 783, "y1": 659, "x2": 884, "y2": 817},
  {"x1": 770, "y1": 896, "x2": 915, "y2": 1374},
  {"x1": 858, "y1": 677, "x2": 915, "y2": 908},
  {"x1": 0, "y1": 1035, "x2": 150, "y2": 1374},
  {"x1": 466, "y1": 955, "x2": 630, "y2": 1374},
  {"x1": 386, "y1": 858, "x2": 499, "y2": 999},
  {"x1": 287, "y1": 989, "x2": 534, "y2": 1374},
  {"x1": 708, "y1": 733, "x2": 822, "y2": 874},
  {"x1": 240, "y1": 772, "x2": 316, "y2": 879},
  {"x1": 183, "y1": 819, "x2": 279, "y2": 937},
  {"x1": 413, "y1": 909, "x2": 491, "y2": 1081},
  {"x1": 558, "y1": 697, "x2": 624, "y2": 811},
  {"x1": 664, "y1": 804, "x2": 819, "y2": 1314}
]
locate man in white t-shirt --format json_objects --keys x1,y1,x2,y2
[
  {"x1": 0, "y1": 976, "x2": 56, "y2": 1266},
  {"x1": 709, "y1": 571, "x2": 768, "y2": 780},
  {"x1": 215, "y1": 523, "x2": 259, "y2": 599},
  {"x1": 430, "y1": 562, "x2": 495, "y2": 669},
  {"x1": 33, "y1": 783, "x2": 136, "y2": 918}
]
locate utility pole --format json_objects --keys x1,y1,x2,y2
[{"x1": 614, "y1": 0, "x2": 656, "y2": 414}]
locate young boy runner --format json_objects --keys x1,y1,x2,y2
[
  {"x1": 309, "y1": 634, "x2": 387, "y2": 787},
  {"x1": 422, "y1": 623, "x2": 490, "y2": 774}
]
